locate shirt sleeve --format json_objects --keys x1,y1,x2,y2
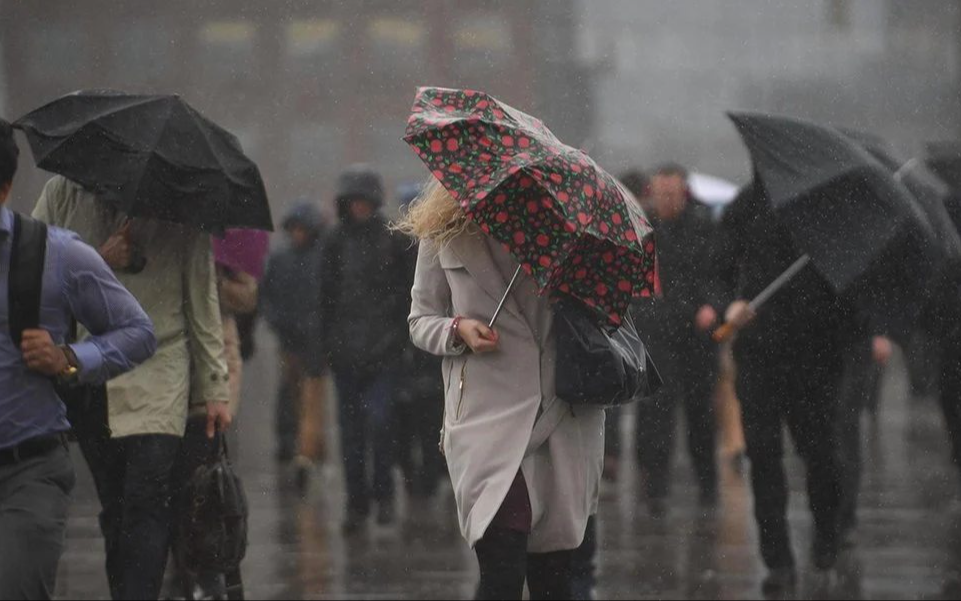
[
  {"x1": 60, "y1": 234, "x2": 157, "y2": 384},
  {"x1": 184, "y1": 232, "x2": 230, "y2": 405}
]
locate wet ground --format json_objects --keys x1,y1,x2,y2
[{"x1": 54, "y1": 345, "x2": 961, "y2": 600}]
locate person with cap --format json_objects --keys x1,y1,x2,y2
[
  {"x1": 261, "y1": 202, "x2": 328, "y2": 488},
  {"x1": 320, "y1": 165, "x2": 412, "y2": 533}
]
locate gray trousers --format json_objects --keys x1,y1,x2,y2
[{"x1": 0, "y1": 443, "x2": 75, "y2": 600}]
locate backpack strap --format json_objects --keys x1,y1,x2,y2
[{"x1": 8, "y1": 213, "x2": 48, "y2": 347}]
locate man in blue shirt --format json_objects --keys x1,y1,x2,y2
[{"x1": 0, "y1": 118, "x2": 156, "y2": 600}]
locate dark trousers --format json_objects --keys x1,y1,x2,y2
[
  {"x1": 396, "y1": 395, "x2": 445, "y2": 496},
  {"x1": 475, "y1": 528, "x2": 575, "y2": 601},
  {"x1": 938, "y1": 333, "x2": 961, "y2": 485},
  {"x1": 78, "y1": 431, "x2": 181, "y2": 600},
  {"x1": 334, "y1": 369, "x2": 396, "y2": 516},
  {"x1": 276, "y1": 351, "x2": 305, "y2": 463},
  {"x1": 0, "y1": 443, "x2": 74, "y2": 601},
  {"x1": 836, "y1": 342, "x2": 882, "y2": 534},
  {"x1": 570, "y1": 516, "x2": 598, "y2": 601},
  {"x1": 736, "y1": 345, "x2": 844, "y2": 570},
  {"x1": 636, "y1": 330, "x2": 718, "y2": 500}
]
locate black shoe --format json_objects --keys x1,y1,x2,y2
[
  {"x1": 761, "y1": 567, "x2": 797, "y2": 597},
  {"x1": 342, "y1": 512, "x2": 367, "y2": 536},
  {"x1": 377, "y1": 502, "x2": 396, "y2": 526}
]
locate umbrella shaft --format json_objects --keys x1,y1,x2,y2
[
  {"x1": 490, "y1": 266, "x2": 524, "y2": 329},
  {"x1": 750, "y1": 255, "x2": 811, "y2": 311}
]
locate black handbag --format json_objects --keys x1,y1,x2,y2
[
  {"x1": 554, "y1": 298, "x2": 662, "y2": 408},
  {"x1": 174, "y1": 434, "x2": 248, "y2": 600}
]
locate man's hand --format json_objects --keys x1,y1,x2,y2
[
  {"x1": 99, "y1": 221, "x2": 133, "y2": 271},
  {"x1": 456, "y1": 319, "x2": 500, "y2": 353},
  {"x1": 21, "y1": 329, "x2": 68, "y2": 376},
  {"x1": 695, "y1": 305, "x2": 719, "y2": 332},
  {"x1": 872, "y1": 336, "x2": 894, "y2": 366},
  {"x1": 725, "y1": 300, "x2": 757, "y2": 330},
  {"x1": 206, "y1": 401, "x2": 233, "y2": 439}
]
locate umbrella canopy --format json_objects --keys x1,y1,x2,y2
[
  {"x1": 15, "y1": 90, "x2": 273, "y2": 232},
  {"x1": 730, "y1": 112, "x2": 948, "y2": 339},
  {"x1": 841, "y1": 128, "x2": 961, "y2": 262},
  {"x1": 689, "y1": 172, "x2": 739, "y2": 207},
  {"x1": 405, "y1": 87, "x2": 658, "y2": 326},
  {"x1": 213, "y1": 229, "x2": 270, "y2": 281},
  {"x1": 926, "y1": 141, "x2": 961, "y2": 194}
]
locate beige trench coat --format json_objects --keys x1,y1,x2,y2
[{"x1": 409, "y1": 232, "x2": 604, "y2": 553}]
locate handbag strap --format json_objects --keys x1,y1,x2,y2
[
  {"x1": 209, "y1": 431, "x2": 230, "y2": 464},
  {"x1": 8, "y1": 213, "x2": 48, "y2": 347}
]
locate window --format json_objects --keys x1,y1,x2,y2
[
  {"x1": 197, "y1": 20, "x2": 256, "y2": 86},
  {"x1": 453, "y1": 14, "x2": 513, "y2": 73},
  {"x1": 286, "y1": 19, "x2": 342, "y2": 62},
  {"x1": 366, "y1": 17, "x2": 427, "y2": 80}
]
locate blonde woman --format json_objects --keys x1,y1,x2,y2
[{"x1": 399, "y1": 178, "x2": 605, "y2": 600}]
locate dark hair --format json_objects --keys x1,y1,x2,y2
[
  {"x1": 652, "y1": 162, "x2": 689, "y2": 180},
  {"x1": 619, "y1": 169, "x2": 649, "y2": 198},
  {"x1": 0, "y1": 118, "x2": 18, "y2": 187}
]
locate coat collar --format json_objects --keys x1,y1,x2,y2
[{"x1": 446, "y1": 233, "x2": 530, "y2": 330}]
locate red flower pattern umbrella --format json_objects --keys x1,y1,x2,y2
[{"x1": 404, "y1": 86, "x2": 659, "y2": 326}]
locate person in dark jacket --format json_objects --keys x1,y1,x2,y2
[
  {"x1": 320, "y1": 165, "x2": 411, "y2": 533},
  {"x1": 633, "y1": 164, "x2": 725, "y2": 516},
  {"x1": 260, "y1": 203, "x2": 326, "y2": 470},
  {"x1": 718, "y1": 182, "x2": 858, "y2": 594}
]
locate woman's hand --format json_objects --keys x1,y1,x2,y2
[{"x1": 456, "y1": 318, "x2": 500, "y2": 353}]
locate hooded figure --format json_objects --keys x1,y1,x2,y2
[
  {"x1": 260, "y1": 201, "x2": 326, "y2": 464},
  {"x1": 320, "y1": 164, "x2": 412, "y2": 531}
]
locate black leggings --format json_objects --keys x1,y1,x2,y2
[{"x1": 475, "y1": 527, "x2": 574, "y2": 601}]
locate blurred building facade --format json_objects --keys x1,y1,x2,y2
[
  {"x1": 579, "y1": 0, "x2": 961, "y2": 183},
  {"x1": 2, "y1": 0, "x2": 959, "y2": 211},
  {"x1": 0, "y1": 0, "x2": 593, "y2": 216}
]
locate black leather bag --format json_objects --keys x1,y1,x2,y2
[
  {"x1": 554, "y1": 298, "x2": 662, "y2": 408},
  {"x1": 174, "y1": 434, "x2": 248, "y2": 599}
]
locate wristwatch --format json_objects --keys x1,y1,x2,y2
[{"x1": 58, "y1": 345, "x2": 80, "y2": 381}]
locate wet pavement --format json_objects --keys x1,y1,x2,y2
[{"x1": 54, "y1": 343, "x2": 961, "y2": 600}]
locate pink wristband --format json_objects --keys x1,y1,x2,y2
[{"x1": 451, "y1": 316, "x2": 464, "y2": 341}]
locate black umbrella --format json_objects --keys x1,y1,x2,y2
[
  {"x1": 841, "y1": 128, "x2": 961, "y2": 261},
  {"x1": 926, "y1": 141, "x2": 961, "y2": 194},
  {"x1": 15, "y1": 90, "x2": 273, "y2": 231},
  {"x1": 725, "y1": 112, "x2": 949, "y2": 341}
]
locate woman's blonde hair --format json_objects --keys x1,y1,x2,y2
[{"x1": 393, "y1": 176, "x2": 471, "y2": 245}]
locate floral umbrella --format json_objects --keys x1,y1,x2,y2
[{"x1": 404, "y1": 87, "x2": 658, "y2": 326}]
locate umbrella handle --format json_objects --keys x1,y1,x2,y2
[{"x1": 712, "y1": 322, "x2": 737, "y2": 344}]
